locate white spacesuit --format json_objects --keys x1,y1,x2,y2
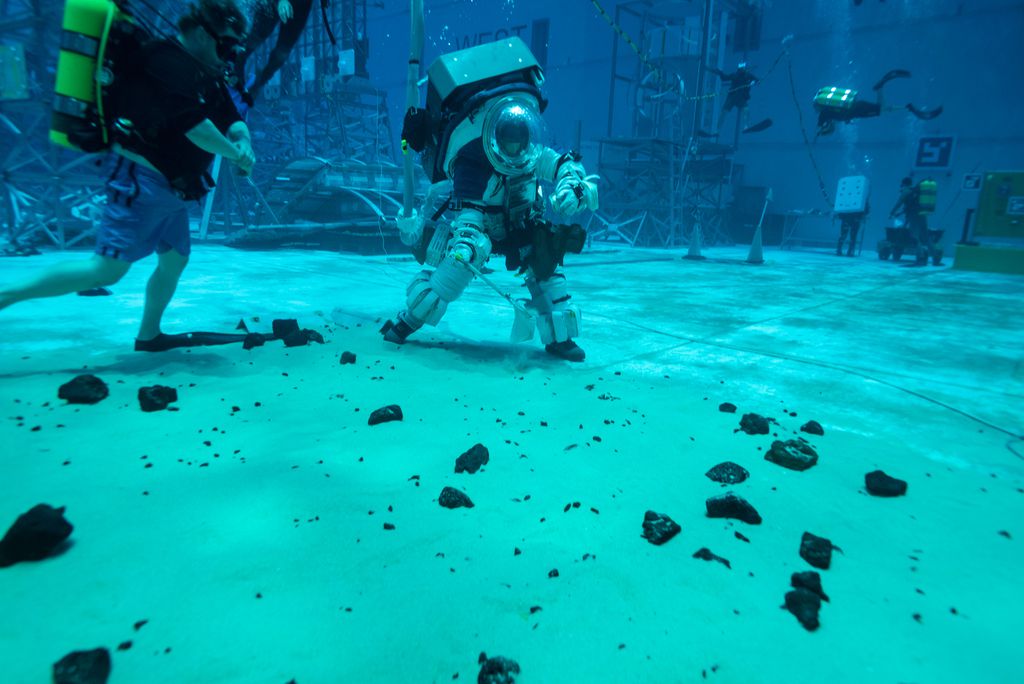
[{"x1": 381, "y1": 50, "x2": 598, "y2": 362}]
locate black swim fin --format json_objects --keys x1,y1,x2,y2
[
  {"x1": 134, "y1": 331, "x2": 250, "y2": 352},
  {"x1": 907, "y1": 103, "x2": 943, "y2": 120},
  {"x1": 743, "y1": 118, "x2": 773, "y2": 134},
  {"x1": 873, "y1": 69, "x2": 911, "y2": 91}
]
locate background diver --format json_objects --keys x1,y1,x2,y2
[
  {"x1": 702, "y1": 62, "x2": 773, "y2": 137},
  {"x1": 814, "y1": 69, "x2": 942, "y2": 136}
]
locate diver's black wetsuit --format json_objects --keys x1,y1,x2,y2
[
  {"x1": 815, "y1": 70, "x2": 941, "y2": 135},
  {"x1": 817, "y1": 99, "x2": 882, "y2": 129},
  {"x1": 710, "y1": 66, "x2": 757, "y2": 112},
  {"x1": 234, "y1": 0, "x2": 314, "y2": 96}
]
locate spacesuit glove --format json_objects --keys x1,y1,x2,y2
[
  {"x1": 552, "y1": 161, "x2": 600, "y2": 216},
  {"x1": 396, "y1": 207, "x2": 425, "y2": 246}
]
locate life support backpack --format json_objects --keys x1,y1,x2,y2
[
  {"x1": 401, "y1": 37, "x2": 546, "y2": 184},
  {"x1": 917, "y1": 179, "x2": 937, "y2": 214},
  {"x1": 813, "y1": 86, "x2": 858, "y2": 111},
  {"x1": 50, "y1": 0, "x2": 152, "y2": 153}
]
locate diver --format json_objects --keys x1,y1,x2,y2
[
  {"x1": 890, "y1": 176, "x2": 940, "y2": 266},
  {"x1": 0, "y1": 0, "x2": 257, "y2": 351},
  {"x1": 703, "y1": 62, "x2": 772, "y2": 136},
  {"x1": 233, "y1": 0, "x2": 314, "y2": 104},
  {"x1": 814, "y1": 70, "x2": 943, "y2": 136},
  {"x1": 381, "y1": 38, "x2": 597, "y2": 362}
]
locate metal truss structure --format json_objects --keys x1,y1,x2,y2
[{"x1": 596, "y1": 0, "x2": 748, "y2": 248}]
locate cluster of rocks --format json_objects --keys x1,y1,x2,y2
[{"x1": 712, "y1": 408, "x2": 909, "y2": 631}]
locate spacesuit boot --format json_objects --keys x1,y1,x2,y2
[
  {"x1": 545, "y1": 339, "x2": 585, "y2": 362},
  {"x1": 380, "y1": 316, "x2": 419, "y2": 344},
  {"x1": 526, "y1": 270, "x2": 585, "y2": 362}
]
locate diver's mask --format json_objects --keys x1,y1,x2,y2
[
  {"x1": 199, "y1": 18, "x2": 245, "y2": 62},
  {"x1": 481, "y1": 95, "x2": 546, "y2": 177}
]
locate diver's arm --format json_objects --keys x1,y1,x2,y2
[
  {"x1": 186, "y1": 119, "x2": 244, "y2": 159},
  {"x1": 187, "y1": 119, "x2": 255, "y2": 172},
  {"x1": 890, "y1": 195, "x2": 905, "y2": 217},
  {"x1": 226, "y1": 121, "x2": 251, "y2": 144}
]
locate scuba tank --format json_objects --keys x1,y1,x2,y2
[
  {"x1": 50, "y1": 0, "x2": 148, "y2": 152},
  {"x1": 917, "y1": 179, "x2": 937, "y2": 214},
  {"x1": 813, "y1": 86, "x2": 857, "y2": 111}
]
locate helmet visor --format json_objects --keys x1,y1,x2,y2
[{"x1": 482, "y1": 96, "x2": 545, "y2": 176}]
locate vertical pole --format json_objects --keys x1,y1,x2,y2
[
  {"x1": 692, "y1": 0, "x2": 714, "y2": 135},
  {"x1": 401, "y1": 0, "x2": 424, "y2": 218},
  {"x1": 606, "y1": 3, "x2": 622, "y2": 137},
  {"x1": 199, "y1": 156, "x2": 222, "y2": 240}
]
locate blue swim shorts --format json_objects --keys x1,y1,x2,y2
[{"x1": 95, "y1": 157, "x2": 191, "y2": 263}]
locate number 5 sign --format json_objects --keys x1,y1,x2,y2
[{"x1": 915, "y1": 136, "x2": 955, "y2": 169}]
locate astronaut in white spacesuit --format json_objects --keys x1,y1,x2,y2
[{"x1": 380, "y1": 42, "x2": 598, "y2": 362}]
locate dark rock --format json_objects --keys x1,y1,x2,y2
[
  {"x1": 784, "y1": 589, "x2": 821, "y2": 631},
  {"x1": 718, "y1": 402, "x2": 737, "y2": 413},
  {"x1": 791, "y1": 571, "x2": 829, "y2": 602},
  {"x1": 705, "y1": 461, "x2": 749, "y2": 484},
  {"x1": 368, "y1": 404, "x2": 403, "y2": 426},
  {"x1": 800, "y1": 532, "x2": 840, "y2": 570},
  {"x1": 76, "y1": 287, "x2": 112, "y2": 297},
  {"x1": 58, "y1": 375, "x2": 108, "y2": 405},
  {"x1": 52, "y1": 648, "x2": 111, "y2": 684},
  {"x1": 739, "y1": 413, "x2": 770, "y2": 435},
  {"x1": 282, "y1": 328, "x2": 324, "y2": 347},
  {"x1": 693, "y1": 547, "x2": 731, "y2": 568},
  {"x1": 340, "y1": 351, "x2": 357, "y2": 365},
  {"x1": 765, "y1": 439, "x2": 819, "y2": 471},
  {"x1": 272, "y1": 319, "x2": 300, "y2": 339},
  {"x1": 235, "y1": 319, "x2": 249, "y2": 331},
  {"x1": 242, "y1": 332, "x2": 266, "y2": 350},
  {"x1": 865, "y1": 470, "x2": 908, "y2": 497},
  {"x1": 439, "y1": 487, "x2": 474, "y2": 509},
  {"x1": 800, "y1": 420, "x2": 825, "y2": 436},
  {"x1": 478, "y1": 653, "x2": 520, "y2": 684},
  {"x1": 706, "y1": 492, "x2": 762, "y2": 525},
  {"x1": 735, "y1": 531, "x2": 750, "y2": 543},
  {"x1": 641, "y1": 510, "x2": 681, "y2": 545},
  {"x1": 0, "y1": 504, "x2": 73, "y2": 568},
  {"x1": 138, "y1": 385, "x2": 178, "y2": 412},
  {"x1": 455, "y1": 443, "x2": 490, "y2": 474}
]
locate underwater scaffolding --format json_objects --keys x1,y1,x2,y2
[{"x1": 222, "y1": 157, "x2": 422, "y2": 253}]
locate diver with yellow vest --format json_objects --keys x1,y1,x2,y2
[
  {"x1": 0, "y1": 0, "x2": 258, "y2": 350},
  {"x1": 814, "y1": 69, "x2": 943, "y2": 136},
  {"x1": 890, "y1": 176, "x2": 941, "y2": 266}
]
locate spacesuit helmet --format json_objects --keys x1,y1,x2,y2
[{"x1": 482, "y1": 95, "x2": 546, "y2": 176}]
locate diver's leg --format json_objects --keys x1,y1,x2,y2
[
  {"x1": 235, "y1": 7, "x2": 280, "y2": 87},
  {"x1": 0, "y1": 254, "x2": 129, "y2": 311},
  {"x1": 912, "y1": 215, "x2": 929, "y2": 264},
  {"x1": 138, "y1": 248, "x2": 189, "y2": 341},
  {"x1": 873, "y1": 69, "x2": 911, "y2": 91},
  {"x1": 252, "y1": 0, "x2": 313, "y2": 92},
  {"x1": 525, "y1": 269, "x2": 585, "y2": 362}
]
